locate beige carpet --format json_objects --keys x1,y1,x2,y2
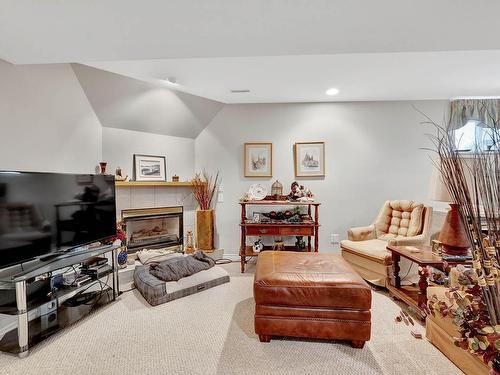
[{"x1": 1, "y1": 262, "x2": 462, "y2": 375}]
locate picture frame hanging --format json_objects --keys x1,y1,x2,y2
[
  {"x1": 244, "y1": 142, "x2": 273, "y2": 178},
  {"x1": 294, "y1": 142, "x2": 325, "y2": 177},
  {"x1": 133, "y1": 154, "x2": 167, "y2": 181}
]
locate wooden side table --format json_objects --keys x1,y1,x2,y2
[
  {"x1": 239, "y1": 200, "x2": 320, "y2": 273},
  {"x1": 386, "y1": 244, "x2": 471, "y2": 319}
]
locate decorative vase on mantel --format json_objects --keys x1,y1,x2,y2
[{"x1": 196, "y1": 209, "x2": 214, "y2": 251}]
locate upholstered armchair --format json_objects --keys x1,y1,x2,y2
[{"x1": 340, "y1": 200, "x2": 432, "y2": 287}]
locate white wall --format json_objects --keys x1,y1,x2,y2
[
  {"x1": 102, "y1": 127, "x2": 195, "y2": 181},
  {"x1": 0, "y1": 60, "x2": 102, "y2": 173},
  {"x1": 195, "y1": 101, "x2": 447, "y2": 255},
  {"x1": 102, "y1": 127, "x2": 197, "y2": 236}
]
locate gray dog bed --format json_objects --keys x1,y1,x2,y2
[{"x1": 134, "y1": 265, "x2": 230, "y2": 306}]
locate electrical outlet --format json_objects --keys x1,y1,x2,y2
[
  {"x1": 331, "y1": 234, "x2": 340, "y2": 244},
  {"x1": 217, "y1": 191, "x2": 224, "y2": 203}
]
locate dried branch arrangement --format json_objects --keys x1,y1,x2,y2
[
  {"x1": 422, "y1": 107, "x2": 500, "y2": 368},
  {"x1": 191, "y1": 171, "x2": 219, "y2": 210}
]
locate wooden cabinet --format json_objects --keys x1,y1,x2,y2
[
  {"x1": 245, "y1": 226, "x2": 280, "y2": 236},
  {"x1": 239, "y1": 200, "x2": 320, "y2": 273}
]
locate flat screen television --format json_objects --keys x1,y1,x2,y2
[{"x1": 0, "y1": 171, "x2": 116, "y2": 269}]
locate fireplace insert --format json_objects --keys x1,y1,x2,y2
[{"x1": 121, "y1": 206, "x2": 183, "y2": 252}]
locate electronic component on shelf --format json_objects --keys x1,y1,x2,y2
[
  {"x1": 74, "y1": 275, "x2": 92, "y2": 287},
  {"x1": 64, "y1": 290, "x2": 102, "y2": 307},
  {"x1": 81, "y1": 256, "x2": 108, "y2": 269},
  {"x1": 80, "y1": 264, "x2": 112, "y2": 279}
]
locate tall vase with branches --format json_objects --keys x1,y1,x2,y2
[
  {"x1": 191, "y1": 171, "x2": 219, "y2": 251},
  {"x1": 422, "y1": 107, "x2": 500, "y2": 372}
]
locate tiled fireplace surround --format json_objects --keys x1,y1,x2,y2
[{"x1": 115, "y1": 186, "x2": 197, "y2": 247}]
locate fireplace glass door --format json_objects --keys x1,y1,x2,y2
[{"x1": 121, "y1": 206, "x2": 183, "y2": 251}]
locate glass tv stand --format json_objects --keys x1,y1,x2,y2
[{"x1": 0, "y1": 244, "x2": 120, "y2": 357}]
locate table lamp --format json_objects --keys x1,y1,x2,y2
[{"x1": 428, "y1": 167, "x2": 470, "y2": 256}]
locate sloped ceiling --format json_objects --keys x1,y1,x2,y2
[{"x1": 72, "y1": 64, "x2": 223, "y2": 139}]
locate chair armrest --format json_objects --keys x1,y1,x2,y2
[
  {"x1": 348, "y1": 225, "x2": 376, "y2": 241},
  {"x1": 388, "y1": 234, "x2": 425, "y2": 247}
]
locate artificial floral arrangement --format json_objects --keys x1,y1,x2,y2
[
  {"x1": 423, "y1": 106, "x2": 500, "y2": 372},
  {"x1": 108, "y1": 221, "x2": 126, "y2": 245},
  {"x1": 108, "y1": 221, "x2": 128, "y2": 267},
  {"x1": 427, "y1": 266, "x2": 500, "y2": 368},
  {"x1": 191, "y1": 170, "x2": 219, "y2": 210},
  {"x1": 191, "y1": 171, "x2": 219, "y2": 251}
]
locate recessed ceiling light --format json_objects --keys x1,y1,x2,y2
[
  {"x1": 231, "y1": 89, "x2": 250, "y2": 93},
  {"x1": 325, "y1": 88, "x2": 339, "y2": 96}
]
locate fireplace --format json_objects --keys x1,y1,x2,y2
[{"x1": 121, "y1": 206, "x2": 183, "y2": 252}]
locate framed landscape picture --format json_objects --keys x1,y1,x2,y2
[
  {"x1": 244, "y1": 142, "x2": 272, "y2": 178},
  {"x1": 294, "y1": 142, "x2": 325, "y2": 177},
  {"x1": 133, "y1": 154, "x2": 166, "y2": 181}
]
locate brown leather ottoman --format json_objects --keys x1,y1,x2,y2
[{"x1": 254, "y1": 251, "x2": 372, "y2": 348}]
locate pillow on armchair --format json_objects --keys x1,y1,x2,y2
[{"x1": 376, "y1": 201, "x2": 424, "y2": 240}]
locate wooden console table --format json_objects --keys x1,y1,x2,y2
[
  {"x1": 386, "y1": 244, "x2": 472, "y2": 319},
  {"x1": 239, "y1": 200, "x2": 320, "y2": 273}
]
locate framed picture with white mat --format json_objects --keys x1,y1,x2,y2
[
  {"x1": 294, "y1": 142, "x2": 325, "y2": 177},
  {"x1": 133, "y1": 154, "x2": 167, "y2": 181}
]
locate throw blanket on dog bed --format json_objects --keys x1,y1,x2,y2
[{"x1": 149, "y1": 251, "x2": 215, "y2": 281}]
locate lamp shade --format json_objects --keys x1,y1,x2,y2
[{"x1": 428, "y1": 166, "x2": 452, "y2": 202}]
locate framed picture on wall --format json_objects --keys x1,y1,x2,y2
[
  {"x1": 133, "y1": 154, "x2": 167, "y2": 181},
  {"x1": 294, "y1": 142, "x2": 325, "y2": 177},
  {"x1": 244, "y1": 142, "x2": 273, "y2": 178}
]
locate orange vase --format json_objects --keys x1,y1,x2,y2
[
  {"x1": 438, "y1": 203, "x2": 470, "y2": 255},
  {"x1": 196, "y1": 209, "x2": 214, "y2": 251}
]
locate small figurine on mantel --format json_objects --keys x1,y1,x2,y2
[
  {"x1": 287, "y1": 181, "x2": 314, "y2": 201},
  {"x1": 115, "y1": 166, "x2": 129, "y2": 181}
]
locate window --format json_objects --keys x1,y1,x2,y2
[{"x1": 453, "y1": 120, "x2": 496, "y2": 153}]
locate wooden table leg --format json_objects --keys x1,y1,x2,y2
[
  {"x1": 418, "y1": 266, "x2": 429, "y2": 312},
  {"x1": 240, "y1": 203, "x2": 246, "y2": 273},
  {"x1": 307, "y1": 236, "x2": 311, "y2": 252},
  {"x1": 314, "y1": 205, "x2": 319, "y2": 252},
  {"x1": 392, "y1": 252, "x2": 401, "y2": 288}
]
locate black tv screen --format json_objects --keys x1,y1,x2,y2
[{"x1": 0, "y1": 171, "x2": 116, "y2": 269}]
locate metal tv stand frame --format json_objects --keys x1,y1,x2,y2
[{"x1": 0, "y1": 244, "x2": 119, "y2": 357}]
